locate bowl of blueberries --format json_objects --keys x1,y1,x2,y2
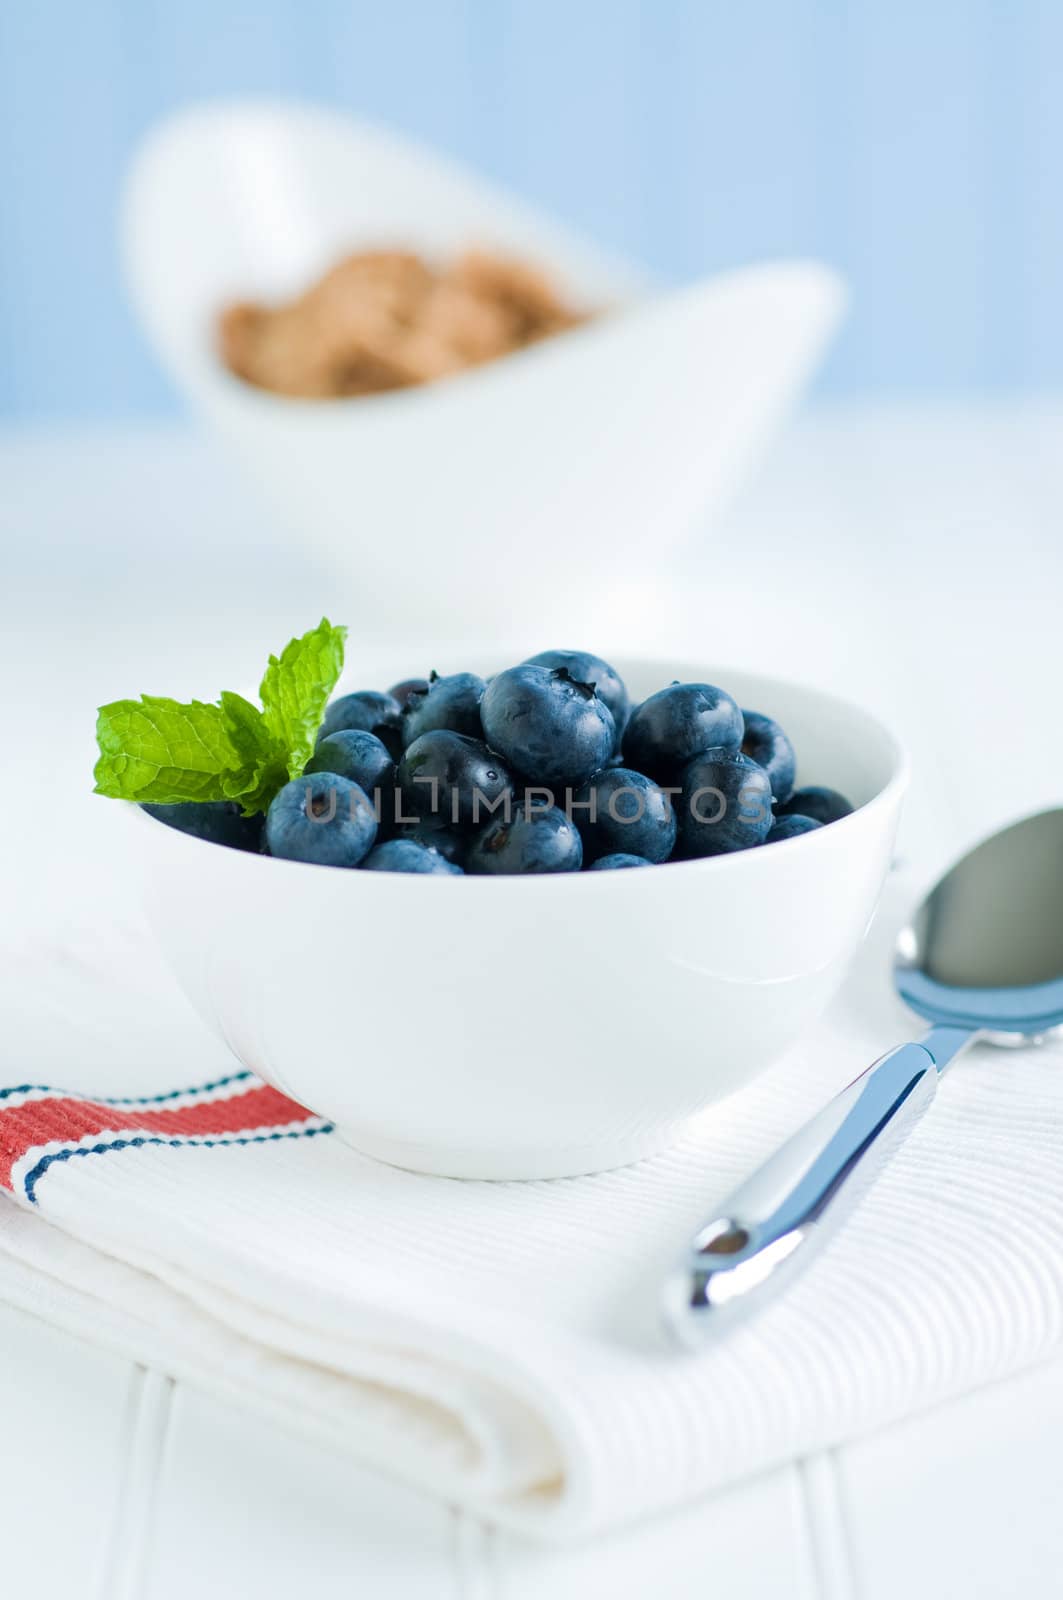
[{"x1": 123, "y1": 640, "x2": 907, "y2": 1179}]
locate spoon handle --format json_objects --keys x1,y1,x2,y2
[{"x1": 665, "y1": 1035, "x2": 960, "y2": 1345}]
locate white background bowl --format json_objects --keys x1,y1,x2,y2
[
  {"x1": 122, "y1": 101, "x2": 846, "y2": 637},
  {"x1": 131, "y1": 655, "x2": 906, "y2": 1180}
]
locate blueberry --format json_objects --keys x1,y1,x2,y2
[
  {"x1": 623, "y1": 683, "x2": 743, "y2": 780},
  {"x1": 396, "y1": 730, "x2": 514, "y2": 830},
  {"x1": 306, "y1": 730, "x2": 395, "y2": 797},
  {"x1": 740, "y1": 710, "x2": 796, "y2": 804},
  {"x1": 588, "y1": 852, "x2": 653, "y2": 870},
  {"x1": 361, "y1": 839, "x2": 463, "y2": 875},
  {"x1": 523, "y1": 650, "x2": 630, "y2": 746},
  {"x1": 395, "y1": 822, "x2": 468, "y2": 866},
  {"x1": 766, "y1": 813, "x2": 823, "y2": 844},
  {"x1": 480, "y1": 664, "x2": 615, "y2": 786},
  {"x1": 677, "y1": 748, "x2": 774, "y2": 857},
  {"x1": 571, "y1": 767, "x2": 677, "y2": 864},
  {"x1": 388, "y1": 676, "x2": 430, "y2": 709},
  {"x1": 141, "y1": 800, "x2": 263, "y2": 853},
  {"x1": 401, "y1": 671, "x2": 486, "y2": 744},
  {"x1": 264, "y1": 773, "x2": 378, "y2": 867},
  {"x1": 776, "y1": 785, "x2": 854, "y2": 826},
  {"x1": 319, "y1": 690, "x2": 404, "y2": 758},
  {"x1": 465, "y1": 805, "x2": 583, "y2": 875}
]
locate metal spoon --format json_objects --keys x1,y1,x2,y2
[{"x1": 665, "y1": 808, "x2": 1063, "y2": 1346}]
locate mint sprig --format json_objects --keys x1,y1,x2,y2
[
  {"x1": 93, "y1": 618, "x2": 347, "y2": 816},
  {"x1": 259, "y1": 616, "x2": 347, "y2": 781}
]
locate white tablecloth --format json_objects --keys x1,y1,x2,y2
[{"x1": 2, "y1": 404, "x2": 1063, "y2": 1593}]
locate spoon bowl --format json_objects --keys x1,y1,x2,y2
[
  {"x1": 668, "y1": 808, "x2": 1063, "y2": 1342},
  {"x1": 895, "y1": 808, "x2": 1063, "y2": 1040}
]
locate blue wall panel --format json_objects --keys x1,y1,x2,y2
[{"x1": 0, "y1": 0, "x2": 1061, "y2": 415}]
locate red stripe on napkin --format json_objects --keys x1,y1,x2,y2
[{"x1": 0, "y1": 1083, "x2": 315, "y2": 1192}]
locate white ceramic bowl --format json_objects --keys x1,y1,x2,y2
[
  {"x1": 131, "y1": 656, "x2": 906, "y2": 1180},
  {"x1": 121, "y1": 101, "x2": 846, "y2": 635}
]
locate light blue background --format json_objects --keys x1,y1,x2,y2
[{"x1": 2, "y1": 0, "x2": 1060, "y2": 417}]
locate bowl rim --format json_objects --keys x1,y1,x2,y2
[{"x1": 129, "y1": 654, "x2": 909, "y2": 886}]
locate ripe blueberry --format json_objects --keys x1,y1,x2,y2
[
  {"x1": 395, "y1": 821, "x2": 468, "y2": 865},
  {"x1": 571, "y1": 767, "x2": 677, "y2": 863},
  {"x1": 402, "y1": 671, "x2": 486, "y2": 744},
  {"x1": 766, "y1": 813, "x2": 823, "y2": 844},
  {"x1": 361, "y1": 839, "x2": 464, "y2": 874},
  {"x1": 740, "y1": 710, "x2": 796, "y2": 804},
  {"x1": 142, "y1": 800, "x2": 263, "y2": 853},
  {"x1": 523, "y1": 650, "x2": 630, "y2": 747},
  {"x1": 306, "y1": 730, "x2": 395, "y2": 796},
  {"x1": 396, "y1": 730, "x2": 514, "y2": 830},
  {"x1": 588, "y1": 852, "x2": 653, "y2": 870},
  {"x1": 265, "y1": 773, "x2": 378, "y2": 867},
  {"x1": 677, "y1": 748, "x2": 773, "y2": 857},
  {"x1": 623, "y1": 683, "x2": 743, "y2": 780},
  {"x1": 465, "y1": 806, "x2": 583, "y2": 875},
  {"x1": 387, "y1": 677, "x2": 430, "y2": 709},
  {"x1": 319, "y1": 690, "x2": 404, "y2": 758},
  {"x1": 481, "y1": 664, "x2": 615, "y2": 786},
  {"x1": 777, "y1": 785, "x2": 854, "y2": 826}
]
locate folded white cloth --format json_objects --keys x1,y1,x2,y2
[{"x1": 3, "y1": 817, "x2": 1063, "y2": 1540}]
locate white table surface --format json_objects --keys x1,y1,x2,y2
[{"x1": 2, "y1": 401, "x2": 1063, "y2": 1597}]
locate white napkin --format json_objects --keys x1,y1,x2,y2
[{"x1": 3, "y1": 812, "x2": 1063, "y2": 1540}]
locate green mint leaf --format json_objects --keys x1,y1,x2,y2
[
  {"x1": 94, "y1": 619, "x2": 347, "y2": 815},
  {"x1": 259, "y1": 617, "x2": 347, "y2": 780},
  {"x1": 93, "y1": 695, "x2": 258, "y2": 805},
  {"x1": 218, "y1": 692, "x2": 289, "y2": 816}
]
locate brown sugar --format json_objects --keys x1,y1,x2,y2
[{"x1": 217, "y1": 246, "x2": 593, "y2": 400}]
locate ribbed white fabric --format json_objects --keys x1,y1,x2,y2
[{"x1": 3, "y1": 847, "x2": 1063, "y2": 1540}]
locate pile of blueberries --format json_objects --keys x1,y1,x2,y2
[{"x1": 145, "y1": 650, "x2": 854, "y2": 874}]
